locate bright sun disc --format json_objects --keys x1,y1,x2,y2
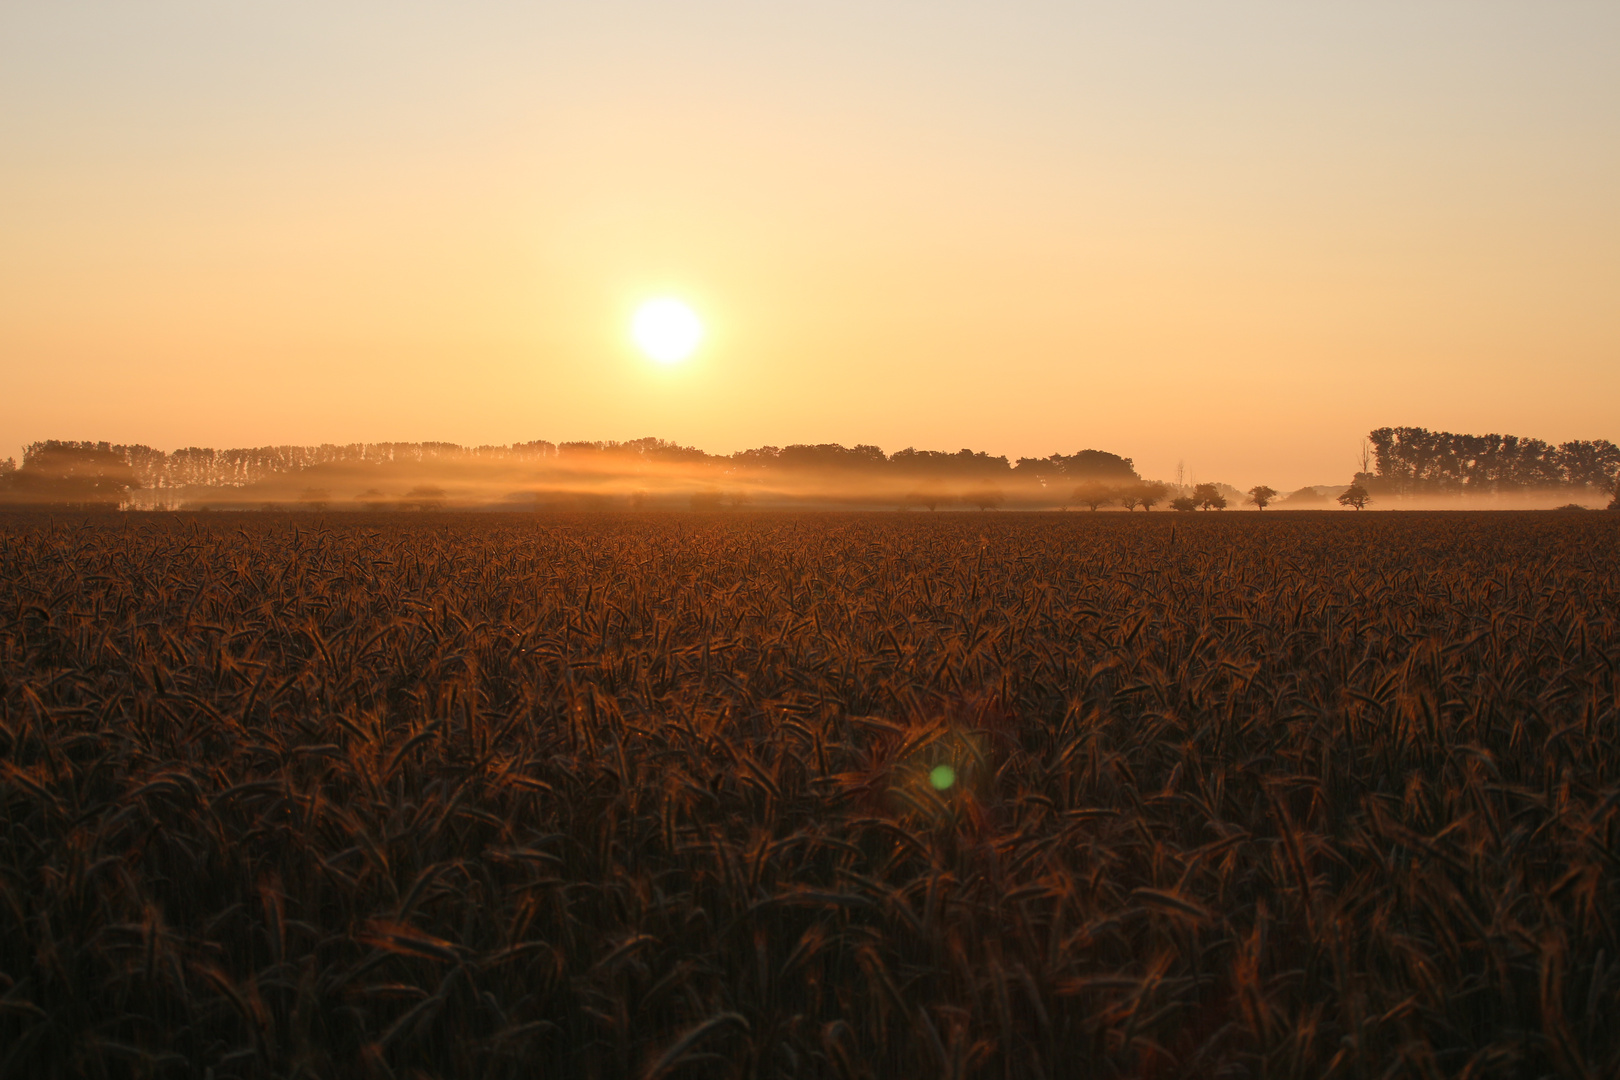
[{"x1": 632, "y1": 299, "x2": 703, "y2": 363}]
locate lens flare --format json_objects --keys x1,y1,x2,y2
[{"x1": 929, "y1": 764, "x2": 956, "y2": 790}]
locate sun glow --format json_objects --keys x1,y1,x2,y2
[{"x1": 631, "y1": 299, "x2": 703, "y2": 363}]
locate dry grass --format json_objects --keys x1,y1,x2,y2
[{"x1": 1, "y1": 510, "x2": 1617, "y2": 1078}]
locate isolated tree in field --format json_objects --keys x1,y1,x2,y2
[
  {"x1": 1118, "y1": 488, "x2": 1141, "y2": 511},
  {"x1": 963, "y1": 487, "x2": 1004, "y2": 511},
  {"x1": 900, "y1": 487, "x2": 946, "y2": 511},
  {"x1": 405, "y1": 485, "x2": 447, "y2": 511},
  {"x1": 1248, "y1": 485, "x2": 1277, "y2": 510},
  {"x1": 1170, "y1": 495, "x2": 1198, "y2": 512},
  {"x1": 1071, "y1": 481, "x2": 1116, "y2": 511},
  {"x1": 1193, "y1": 483, "x2": 1226, "y2": 510},
  {"x1": 1338, "y1": 483, "x2": 1370, "y2": 510},
  {"x1": 1137, "y1": 481, "x2": 1169, "y2": 510}
]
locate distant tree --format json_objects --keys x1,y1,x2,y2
[
  {"x1": 1137, "y1": 481, "x2": 1169, "y2": 511},
  {"x1": 963, "y1": 487, "x2": 1005, "y2": 511},
  {"x1": 1071, "y1": 481, "x2": 1117, "y2": 511},
  {"x1": 1338, "y1": 483, "x2": 1370, "y2": 510},
  {"x1": 355, "y1": 488, "x2": 390, "y2": 511},
  {"x1": 1193, "y1": 483, "x2": 1226, "y2": 510},
  {"x1": 1280, "y1": 486, "x2": 1328, "y2": 506},
  {"x1": 1118, "y1": 490, "x2": 1141, "y2": 511},
  {"x1": 1556, "y1": 439, "x2": 1620, "y2": 491},
  {"x1": 1609, "y1": 483, "x2": 1620, "y2": 510},
  {"x1": 1170, "y1": 495, "x2": 1198, "y2": 512},
  {"x1": 0, "y1": 457, "x2": 15, "y2": 477},
  {"x1": 1248, "y1": 485, "x2": 1277, "y2": 510},
  {"x1": 902, "y1": 490, "x2": 942, "y2": 511},
  {"x1": 404, "y1": 485, "x2": 446, "y2": 511}
]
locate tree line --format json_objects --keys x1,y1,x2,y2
[
  {"x1": 1067, "y1": 481, "x2": 1345, "y2": 512},
  {"x1": 1365, "y1": 427, "x2": 1620, "y2": 496},
  {"x1": 0, "y1": 438, "x2": 1142, "y2": 508}
]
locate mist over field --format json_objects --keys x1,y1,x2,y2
[
  {"x1": 2, "y1": 425, "x2": 1616, "y2": 513},
  {"x1": 4, "y1": 3, "x2": 1619, "y2": 1077}
]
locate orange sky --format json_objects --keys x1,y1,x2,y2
[{"x1": 3, "y1": 2, "x2": 1616, "y2": 490}]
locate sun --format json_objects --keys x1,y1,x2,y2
[{"x1": 631, "y1": 298, "x2": 703, "y2": 363}]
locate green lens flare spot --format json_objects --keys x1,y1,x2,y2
[{"x1": 929, "y1": 765, "x2": 956, "y2": 791}]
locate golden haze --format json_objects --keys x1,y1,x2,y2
[{"x1": 1, "y1": 3, "x2": 1616, "y2": 490}]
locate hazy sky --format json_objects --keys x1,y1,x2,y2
[{"x1": 3, "y1": 1, "x2": 1616, "y2": 488}]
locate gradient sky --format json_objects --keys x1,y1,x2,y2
[{"x1": 3, "y1": 1, "x2": 1616, "y2": 489}]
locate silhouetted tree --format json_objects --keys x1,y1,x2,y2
[
  {"x1": 1071, "y1": 481, "x2": 1116, "y2": 511},
  {"x1": 1556, "y1": 439, "x2": 1620, "y2": 491},
  {"x1": 1193, "y1": 483, "x2": 1226, "y2": 510},
  {"x1": 963, "y1": 488, "x2": 1005, "y2": 511},
  {"x1": 1280, "y1": 486, "x2": 1328, "y2": 506},
  {"x1": 404, "y1": 485, "x2": 446, "y2": 511},
  {"x1": 1248, "y1": 485, "x2": 1277, "y2": 510},
  {"x1": 900, "y1": 490, "x2": 944, "y2": 511},
  {"x1": 1170, "y1": 496, "x2": 1198, "y2": 512},
  {"x1": 1338, "y1": 483, "x2": 1370, "y2": 510},
  {"x1": 1137, "y1": 481, "x2": 1169, "y2": 511}
]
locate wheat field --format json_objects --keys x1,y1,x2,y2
[{"x1": 1, "y1": 510, "x2": 1617, "y2": 1078}]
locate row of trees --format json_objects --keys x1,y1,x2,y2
[
  {"x1": 1, "y1": 438, "x2": 1140, "y2": 500},
  {"x1": 1366, "y1": 427, "x2": 1620, "y2": 495},
  {"x1": 0, "y1": 438, "x2": 1144, "y2": 509},
  {"x1": 1062, "y1": 481, "x2": 1374, "y2": 512},
  {"x1": 1068, "y1": 482, "x2": 1244, "y2": 512},
  {"x1": 2, "y1": 440, "x2": 565, "y2": 493}
]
